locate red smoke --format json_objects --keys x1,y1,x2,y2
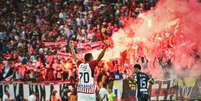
[{"x1": 89, "y1": 0, "x2": 201, "y2": 79}]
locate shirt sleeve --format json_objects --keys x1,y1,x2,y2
[
  {"x1": 134, "y1": 74, "x2": 137, "y2": 81},
  {"x1": 89, "y1": 61, "x2": 98, "y2": 73},
  {"x1": 77, "y1": 61, "x2": 82, "y2": 67}
]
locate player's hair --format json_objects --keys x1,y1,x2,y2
[
  {"x1": 134, "y1": 64, "x2": 141, "y2": 70},
  {"x1": 84, "y1": 53, "x2": 93, "y2": 61}
]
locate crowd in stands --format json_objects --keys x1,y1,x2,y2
[{"x1": 0, "y1": 0, "x2": 158, "y2": 82}]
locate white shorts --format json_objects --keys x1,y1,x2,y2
[{"x1": 77, "y1": 93, "x2": 96, "y2": 101}]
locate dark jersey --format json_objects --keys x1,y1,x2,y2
[
  {"x1": 135, "y1": 72, "x2": 151, "y2": 97},
  {"x1": 122, "y1": 78, "x2": 136, "y2": 99}
]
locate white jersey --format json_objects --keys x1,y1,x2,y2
[
  {"x1": 99, "y1": 87, "x2": 109, "y2": 101},
  {"x1": 77, "y1": 63, "x2": 96, "y2": 101},
  {"x1": 78, "y1": 63, "x2": 94, "y2": 84}
]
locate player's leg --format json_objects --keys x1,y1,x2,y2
[
  {"x1": 136, "y1": 96, "x2": 142, "y2": 101},
  {"x1": 137, "y1": 94, "x2": 149, "y2": 101},
  {"x1": 141, "y1": 94, "x2": 149, "y2": 101},
  {"x1": 143, "y1": 94, "x2": 149, "y2": 101}
]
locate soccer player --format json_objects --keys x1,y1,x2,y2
[
  {"x1": 70, "y1": 43, "x2": 108, "y2": 101},
  {"x1": 133, "y1": 64, "x2": 154, "y2": 101}
]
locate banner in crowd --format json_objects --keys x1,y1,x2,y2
[
  {"x1": 1, "y1": 77, "x2": 201, "y2": 101},
  {"x1": 43, "y1": 41, "x2": 103, "y2": 51},
  {"x1": 0, "y1": 81, "x2": 74, "y2": 101},
  {"x1": 44, "y1": 41, "x2": 103, "y2": 58},
  {"x1": 44, "y1": 42, "x2": 67, "y2": 47}
]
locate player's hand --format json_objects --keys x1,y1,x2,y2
[
  {"x1": 104, "y1": 43, "x2": 109, "y2": 49},
  {"x1": 103, "y1": 40, "x2": 109, "y2": 49},
  {"x1": 104, "y1": 39, "x2": 113, "y2": 48}
]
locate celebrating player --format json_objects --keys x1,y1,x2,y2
[
  {"x1": 70, "y1": 42, "x2": 108, "y2": 101},
  {"x1": 133, "y1": 64, "x2": 154, "y2": 101}
]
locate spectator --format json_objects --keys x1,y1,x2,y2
[
  {"x1": 137, "y1": 56, "x2": 149, "y2": 70},
  {"x1": 0, "y1": 0, "x2": 158, "y2": 82},
  {"x1": 99, "y1": 83, "x2": 108, "y2": 101},
  {"x1": 28, "y1": 92, "x2": 36, "y2": 101},
  {"x1": 51, "y1": 90, "x2": 61, "y2": 101},
  {"x1": 121, "y1": 77, "x2": 136, "y2": 101},
  {"x1": 69, "y1": 87, "x2": 77, "y2": 101},
  {"x1": 2, "y1": 91, "x2": 10, "y2": 101},
  {"x1": 28, "y1": 70, "x2": 36, "y2": 82},
  {"x1": 108, "y1": 88, "x2": 116, "y2": 101},
  {"x1": 61, "y1": 87, "x2": 69, "y2": 101},
  {"x1": 45, "y1": 66, "x2": 55, "y2": 81},
  {"x1": 98, "y1": 72, "x2": 109, "y2": 101},
  {"x1": 1, "y1": 60, "x2": 13, "y2": 81},
  {"x1": 13, "y1": 68, "x2": 21, "y2": 81}
]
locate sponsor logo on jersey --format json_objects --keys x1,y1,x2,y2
[{"x1": 77, "y1": 84, "x2": 96, "y2": 94}]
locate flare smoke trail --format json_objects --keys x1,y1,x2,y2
[{"x1": 89, "y1": 0, "x2": 201, "y2": 79}]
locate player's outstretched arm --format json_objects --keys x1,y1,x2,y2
[
  {"x1": 96, "y1": 44, "x2": 108, "y2": 62},
  {"x1": 149, "y1": 77, "x2": 154, "y2": 84},
  {"x1": 69, "y1": 43, "x2": 78, "y2": 63}
]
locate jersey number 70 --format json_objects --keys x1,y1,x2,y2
[{"x1": 79, "y1": 72, "x2": 90, "y2": 83}]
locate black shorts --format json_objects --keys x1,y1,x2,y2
[{"x1": 137, "y1": 94, "x2": 150, "y2": 101}]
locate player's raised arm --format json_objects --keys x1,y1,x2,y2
[
  {"x1": 69, "y1": 42, "x2": 78, "y2": 63},
  {"x1": 96, "y1": 44, "x2": 108, "y2": 62}
]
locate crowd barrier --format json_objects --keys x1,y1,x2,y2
[{"x1": 0, "y1": 77, "x2": 201, "y2": 101}]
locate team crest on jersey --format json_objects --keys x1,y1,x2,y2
[{"x1": 80, "y1": 64, "x2": 87, "y2": 71}]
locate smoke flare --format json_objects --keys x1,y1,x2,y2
[{"x1": 89, "y1": 0, "x2": 201, "y2": 79}]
